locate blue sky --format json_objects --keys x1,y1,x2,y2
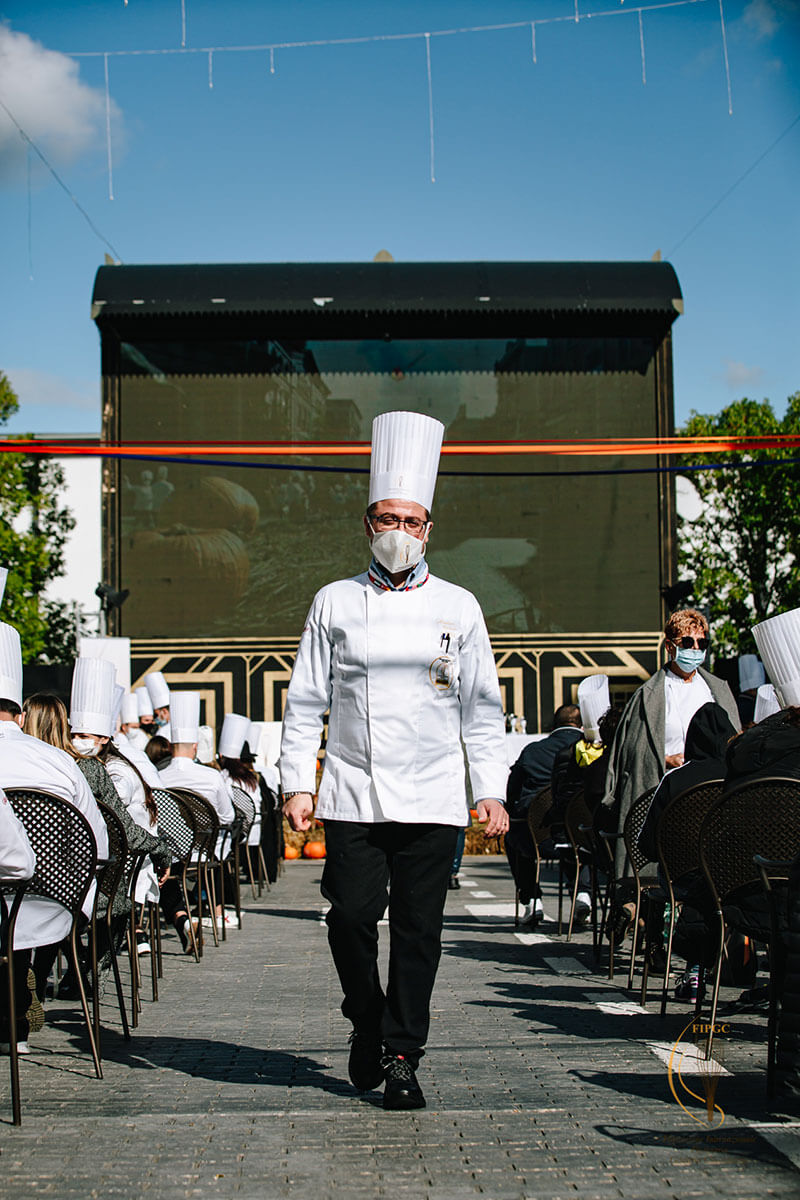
[{"x1": 1, "y1": 0, "x2": 798, "y2": 434}]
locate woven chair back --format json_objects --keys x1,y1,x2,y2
[
  {"x1": 152, "y1": 788, "x2": 195, "y2": 860},
  {"x1": 4, "y1": 789, "x2": 97, "y2": 915},
  {"x1": 655, "y1": 779, "x2": 724, "y2": 887},
  {"x1": 230, "y1": 786, "x2": 256, "y2": 840},
  {"x1": 622, "y1": 787, "x2": 658, "y2": 873},
  {"x1": 171, "y1": 789, "x2": 219, "y2": 861},
  {"x1": 95, "y1": 800, "x2": 128, "y2": 913},
  {"x1": 526, "y1": 786, "x2": 553, "y2": 845},
  {"x1": 699, "y1": 778, "x2": 800, "y2": 905}
]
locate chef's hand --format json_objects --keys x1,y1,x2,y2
[
  {"x1": 665, "y1": 753, "x2": 684, "y2": 770},
  {"x1": 476, "y1": 799, "x2": 509, "y2": 838},
  {"x1": 283, "y1": 792, "x2": 314, "y2": 831},
  {"x1": 158, "y1": 866, "x2": 171, "y2": 886}
]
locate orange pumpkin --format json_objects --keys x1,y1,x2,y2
[
  {"x1": 469, "y1": 809, "x2": 479, "y2": 819},
  {"x1": 161, "y1": 475, "x2": 260, "y2": 536},
  {"x1": 127, "y1": 525, "x2": 249, "y2": 630},
  {"x1": 283, "y1": 845, "x2": 300, "y2": 860},
  {"x1": 302, "y1": 841, "x2": 326, "y2": 859}
]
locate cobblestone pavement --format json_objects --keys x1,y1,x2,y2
[{"x1": 1, "y1": 858, "x2": 798, "y2": 1198}]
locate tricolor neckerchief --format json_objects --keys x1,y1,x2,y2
[{"x1": 368, "y1": 557, "x2": 430, "y2": 592}]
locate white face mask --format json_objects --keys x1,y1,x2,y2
[
  {"x1": 72, "y1": 736, "x2": 99, "y2": 757},
  {"x1": 370, "y1": 526, "x2": 427, "y2": 574}
]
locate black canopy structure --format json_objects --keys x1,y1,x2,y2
[{"x1": 93, "y1": 259, "x2": 683, "y2": 730}]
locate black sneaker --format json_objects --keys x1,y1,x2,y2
[
  {"x1": 348, "y1": 1030, "x2": 384, "y2": 1092},
  {"x1": 382, "y1": 1053, "x2": 426, "y2": 1110},
  {"x1": 674, "y1": 970, "x2": 705, "y2": 1003},
  {"x1": 448, "y1": 875, "x2": 460, "y2": 890}
]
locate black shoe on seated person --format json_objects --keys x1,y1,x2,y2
[
  {"x1": 348, "y1": 1029, "x2": 384, "y2": 1092},
  {"x1": 382, "y1": 1053, "x2": 426, "y2": 1110}
]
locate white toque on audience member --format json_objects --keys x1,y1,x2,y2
[
  {"x1": 136, "y1": 686, "x2": 154, "y2": 719},
  {"x1": 753, "y1": 683, "x2": 781, "y2": 723},
  {"x1": 0, "y1": 566, "x2": 8, "y2": 609},
  {"x1": 219, "y1": 713, "x2": 251, "y2": 759},
  {"x1": 752, "y1": 607, "x2": 800, "y2": 708},
  {"x1": 368, "y1": 410, "x2": 445, "y2": 512},
  {"x1": 169, "y1": 692, "x2": 201, "y2": 743},
  {"x1": 196, "y1": 725, "x2": 215, "y2": 764},
  {"x1": 145, "y1": 670, "x2": 170, "y2": 710},
  {"x1": 0, "y1": 621, "x2": 23, "y2": 708},
  {"x1": 70, "y1": 657, "x2": 117, "y2": 736},
  {"x1": 120, "y1": 692, "x2": 140, "y2": 725},
  {"x1": 577, "y1": 674, "x2": 610, "y2": 744}
]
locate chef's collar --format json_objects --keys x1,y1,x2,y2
[{"x1": 368, "y1": 556, "x2": 429, "y2": 593}]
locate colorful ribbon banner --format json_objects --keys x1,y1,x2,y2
[{"x1": 2, "y1": 436, "x2": 800, "y2": 459}]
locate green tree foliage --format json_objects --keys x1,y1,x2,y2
[
  {"x1": 0, "y1": 370, "x2": 85, "y2": 663},
  {"x1": 678, "y1": 393, "x2": 800, "y2": 656}
]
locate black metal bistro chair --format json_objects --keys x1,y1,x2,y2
[{"x1": 0, "y1": 868, "x2": 33, "y2": 1125}]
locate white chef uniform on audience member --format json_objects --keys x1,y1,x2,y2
[
  {"x1": 136, "y1": 686, "x2": 154, "y2": 726},
  {"x1": 0, "y1": 787, "x2": 36, "y2": 880},
  {"x1": 158, "y1": 692, "x2": 235, "y2": 849},
  {"x1": 0, "y1": 624, "x2": 109, "y2": 950},
  {"x1": 219, "y1": 713, "x2": 261, "y2": 843}
]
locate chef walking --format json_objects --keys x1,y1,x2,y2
[{"x1": 280, "y1": 410, "x2": 509, "y2": 1111}]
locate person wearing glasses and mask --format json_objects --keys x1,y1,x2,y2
[
  {"x1": 280, "y1": 410, "x2": 508, "y2": 1112},
  {"x1": 601, "y1": 607, "x2": 740, "y2": 875}
]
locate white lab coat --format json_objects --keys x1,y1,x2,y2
[
  {"x1": 0, "y1": 789, "x2": 36, "y2": 880},
  {"x1": 279, "y1": 571, "x2": 508, "y2": 826},
  {"x1": 0, "y1": 722, "x2": 110, "y2": 950}
]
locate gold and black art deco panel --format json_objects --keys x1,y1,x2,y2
[{"x1": 131, "y1": 632, "x2": 663, "y2": 735}]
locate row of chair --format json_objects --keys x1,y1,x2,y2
[
  {"x1": 516, "y1": 776, "x2": 800, "y2": 1094},
  {"x1": 0, "y1": 781, "x2": 270, "y2": 1125}
]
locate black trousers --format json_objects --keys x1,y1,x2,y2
[{"x1": 321, "y1": 820, "x2": 459, "y2": 1065}]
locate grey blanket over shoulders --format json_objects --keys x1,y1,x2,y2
[{"x1": 600, "y1": 664, "x2": 740, "y2": 875}]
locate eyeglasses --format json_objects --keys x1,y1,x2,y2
[
  {"x1": 371, "y1": 514, "x2": 428, "y2": 534},
  {"x1": 670, "y1": 635, "x2": 709, "y2": 651}
]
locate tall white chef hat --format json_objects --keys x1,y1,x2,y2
[
  {"x1": 136, "y1": 686, "x2": 154, "y2": 719},
  {"x1": 170, "y1": 691, "x2": 200, "y2": 743},
  {"x1": 219, "y1": 712, "x2": 250, "y2": 759},
  {"x1": 738, "y1": 654, "x2": 766, "y2": 693},
  {"x1": 752, "y1": 607, "x2": 800, "y2": 707},
  {"x1": 0, "y1": 621, "x2": 23, "y2": 708},
  {"x1": 577, "y1": 674, "x2": 610, "y2": 744},
  {"x1": 368, "y1": 410, "x2": 445, "y2": 513},
  {"x1": 70, "y1": 657, "x2": 117, "y2": 736},
  {"x1": 196, "y1": 725, "x2": 215, "y2": 764},
  {"x1": 0, "y1": 566, "x2": 8, "y2": 608},
  {"x1": 753, "y1": 683, "x2": 781, "y2": 724},
  {"x1": 145, "y1": 670, "x2": 171, "y2": 709},
  {"x1": 111, "y1": 684, "x2": 125, "y2": 730},
  {"x1": 120, "y1": 692, "x2": 140, "y2": 724}
]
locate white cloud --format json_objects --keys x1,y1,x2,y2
[
  {"x1": 3, "y1": 367, "x2": 99, "y2": 431},
  {"x1": 0, "y1": 25, "x2": 121, "y2": 182},
  {"x1": 743, "y1": 0, "x2": 781, "y2": 38},
  {"x1": 722, "y1": 360, "x2": 766, "y2": 391}
]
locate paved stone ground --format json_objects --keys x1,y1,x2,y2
[{"x1": 1, "y1": 858, "x2": 798, "y2": 1198}]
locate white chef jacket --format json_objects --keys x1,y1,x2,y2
[
  {"x1": 279, "y1": 570, "x2": 508, "y2": 826},
  {"x1": 121, "y1": 726, "x2": 150, "y2": 752},
  {"x1": 0, "y1": 721, "x2": 110, "y2": 950},
  {"x1": 0, "y1": 788, "x2": 36, "y2": 880},
  {"x1": 114, "y1": 734, "x2": 163, "y2": 788},
  {"x1": 158, "y1": 756, "x2": 235, "y2": 858}
]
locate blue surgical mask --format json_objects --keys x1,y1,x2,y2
[{"x1": 674, "y1": 647, "x2": 706, "y2": 674}]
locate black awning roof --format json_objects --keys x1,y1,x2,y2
[{"x1": 91, "y1": 261, "x2": 683, "y2": 323}]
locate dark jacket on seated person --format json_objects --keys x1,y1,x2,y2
[
  {"x1": 637, "y1": 701, "x2": 736, "y2": 865},
  {"x1": 506, "y1": 723, "x2": 583, "y2": 821},
  {"x1": 724, "y1": 706, "x2": 800, "y2": 790}
]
